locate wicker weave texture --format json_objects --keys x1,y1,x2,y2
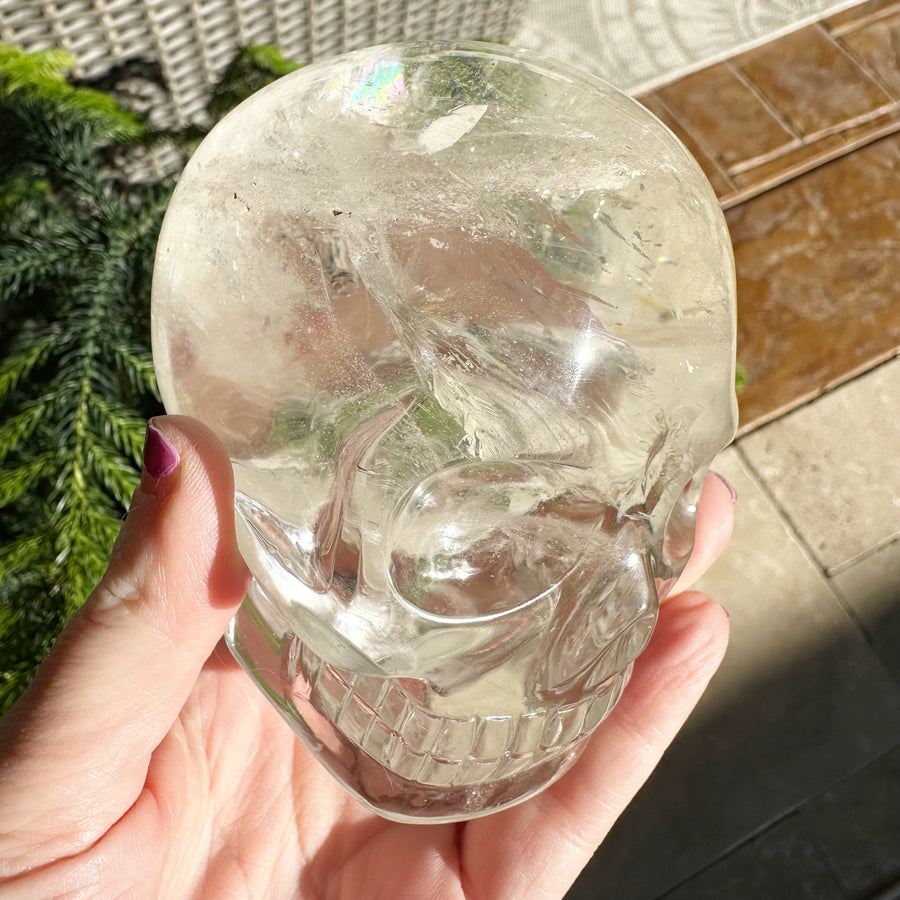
[{"x1": 0, "y1": 0, "x2": 526, "y2": 124}]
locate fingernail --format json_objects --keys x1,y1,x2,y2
[
  {"x1": 144, "y1": 419, "x2": 179, "y2": 479},
  {"x1": 712, "y1": 471, "x2": 738, "y2": 504}
]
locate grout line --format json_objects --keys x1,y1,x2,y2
[
  {"x1": 833, "y1": 32, "x2": 900, "y2": 102},
  {"x1": 732, "y1": 444, "x2": 813, "y2": 556},
  {"x1": 795, "y1": 805, "x2": 856, "y2": 900},
  {"x1": 654, "y1": 809, "x2": 805, "y2": 899},
  {"x1": 826, "y1": 1, "x2": 900, "y2": 38},
  {"x1": 734, "y1": 430, "x2": 896, "y2": 652},
  {"x1": 732, "y1": 442, "x2": 831, "y2": 582},
  {"x1": 736, "y1": 347, "x2": 900, "y2": 437},
  {"x1": 794, "y1": 742, "x2": 900, "y2": 900},
  {"x1": 731, "y1": 441, "x2": 888, "y2": 647},
  {"x1": 831, "y1": 570, "x2": 900, "y2": 699},
  {"x1": 727, "y1": 58, "x2": 803, "y2": 139},
  {"x1": 726, "y1": 137, "x2": 804, "y2": 177},
  {"x1": 721, "y1": 114, "x2": 900, "y2": 210},
  {"x1": 827, "y1": 531, "x2": 900, "y2": 578},
  {"x1": 655, "y1": 804, "x2": 861, "y2": 899},
  {"x1": 794, "y1": 100, "x2": 899, "y2": 144},
  {"x1": 827, "y1": 561, "x2": 892, "y2": 656},
  {"x1": 821, "y1": 19, "x2": 900, "y2": 103}
]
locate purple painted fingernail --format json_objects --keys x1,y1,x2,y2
[
  {"x1": 711, "y1": 471, "x2": 738, "y2": 504},
  {"x1": 144, "y1": 420, "x2": 179, "y2": 479}
]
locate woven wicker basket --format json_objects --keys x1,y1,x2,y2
[{"x1": 0, "y1": 0, "x2": 526, "y2": 126}]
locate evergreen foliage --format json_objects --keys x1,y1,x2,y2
[
  {"x1": 208, "y1": 44, "x2": 302, "y2": 120},
  {"x1": 0, "y1": 43, "x2": 300, "y2": 712}
]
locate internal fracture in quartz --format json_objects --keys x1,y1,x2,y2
[{"x1": 151, "y1": 42, "x2": 737, "y2": 822}]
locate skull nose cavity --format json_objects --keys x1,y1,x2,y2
[{"x1": 387, "y1": 460, "x2": 600, "y2": 620}]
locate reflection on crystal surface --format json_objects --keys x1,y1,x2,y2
[{"x1": 151, "y1": 41, "x2": 737, "y2": 822}]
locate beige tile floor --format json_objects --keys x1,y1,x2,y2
[{"x1": 567, "y1": 355, "x2": 900, "y2": 900}]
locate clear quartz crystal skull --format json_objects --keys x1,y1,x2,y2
[{"x1": 151, "y1": 41, "x2": 737, "y2": 823}]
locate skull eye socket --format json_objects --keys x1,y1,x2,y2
[{"x1": 387, "y1": 460, "x2": 602, "y2": 620}]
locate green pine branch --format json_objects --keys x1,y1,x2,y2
[
  {"x1": 0, "y1": 46, "x2": 144, "y2": 142},
  {"x1": 0, "y1": 46, "x2": 163, "y2": 711},
  {"x1": 0, "y1": 43, "x2": 304, "y2": 713},
  {"x1": 207, "y1": 44, "x2": 302, "y2": 119}
]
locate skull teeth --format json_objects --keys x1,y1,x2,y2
[{"x1": 293, "y1": 640, "x2": 627, "y2": 788}]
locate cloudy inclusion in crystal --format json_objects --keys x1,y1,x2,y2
[{"x1": 151, "y1": 41, "x2": 737, "y2": 822}]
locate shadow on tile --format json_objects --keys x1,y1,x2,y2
[
  {"x1": 565, "y1": 629, "x2": 900, "y2": 899},
  {"x1": 833, "y1": 537, "x2": 900, "y2": 686},
  {"x1": 659, "y1": 814, "x2": 844, "y2": 900},
  {"x1": 564, "y1": 450, "x2": 900, "y2": 900},
  {"x1": 801, "y1": 742, "x2": 900, "y2": 898}
]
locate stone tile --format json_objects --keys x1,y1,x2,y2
[
  {"x1": 740, "y1": 358, "x2": 900, "y2": 573},
  {"x1": 636, "y1": 92, "x2": 736, "y2": 198},
  {"x1": 736, "y1": 24, "x2": 894, "y2": 138},
  {"x1": 629, "y1": 18, "x2": 900, "y2": 210},
  {"x1": 661, "y1": 815, "x2": 844, "y2": 900},
  {"x1": 726, "y1": 104, "x2": 900, "y2": 210},
  {"x1": 841, "y1": 11, "x2": 900, "y2": 97},
  {"x1": 729, "y1": 133, "x2": 845, "y2": 194},
  {"x1": 826, "y1": 0, "x2": 900, "y2": 34},
  {"x1": 840, "y1": 103, "x2": 900, "y2": 143},
  {"x1": 801, "y1": 743, "x2": 900, "y2": 899},
  {"x1": 656, "y1": 62, "x2": 796, "y2": 168},
  {"x1": 567, "y1": 448, "x2": 900, "y2": 900},
  {"x1": 832, "y1": 537, "x2": 900, "y2": 684},
  {"x1": 727, "y1": 133, "x2": 900, "y2": 430}
]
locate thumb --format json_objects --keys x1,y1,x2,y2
[{"x1": 0, "y1": 415, "x2": 249, "y2": 856}]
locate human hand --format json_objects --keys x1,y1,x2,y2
[{"x1": 0, "y1": 415, "x2": 733, "y2": 899}]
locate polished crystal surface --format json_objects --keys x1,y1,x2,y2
[{"x1": 151, "y1": 41, "x2": 737, "y2": 822}]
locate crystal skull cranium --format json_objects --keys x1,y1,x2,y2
[{"x1": 151, "y1": 42, "x2": 737, "y2": 822}]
